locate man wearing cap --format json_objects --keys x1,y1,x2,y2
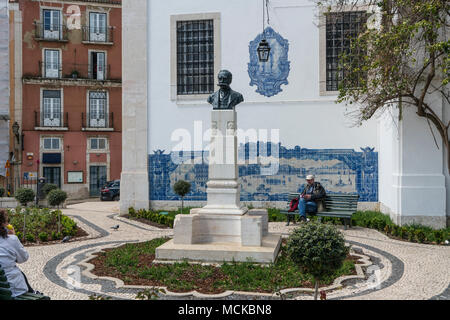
[{"x1": 290, "y1": 175, "x2": 326, "y2": 225}]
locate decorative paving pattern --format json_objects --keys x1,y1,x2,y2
[{"x1": 16, "y1": 202, "x2": 449, "y2": 300}]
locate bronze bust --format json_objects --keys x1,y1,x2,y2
[{"x1": 207, "y1": 70, "x2": 244, "y2": 110}]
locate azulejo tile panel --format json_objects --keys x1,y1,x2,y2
[
  {"x1": 149, "y1": 143, "x2": 378, "y2": 202},
  {"x1": 248, "y1": 27, "x2": 290, "y2": 97}
]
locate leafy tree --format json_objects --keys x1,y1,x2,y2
[
  {"x1": 173, "y1": 180, "x2": 191, "y2": 214},
  {"x1": 286, "y1": 222, "x2": 349, "y2": 300},
  {"x1": 42, "y1": 183, "x2": 58, "y2": 196},
  {"x1": 48, "y1": 189, "x2": 68, "y2": 233},
  {"x1": 14, "y1": 188, "x2": 35, "y2": 206},
  {"x1": 316, "y1": 0, "x2": 450, "y2": 171}
]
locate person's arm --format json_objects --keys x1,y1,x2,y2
[{"x1": 11, "y1": 235, "x2": 29, "y2": 264}]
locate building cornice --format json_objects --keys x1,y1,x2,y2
[
  {"x1": 30, "y1": 0, "x2": 122, "y2": 9},
  {"x1": 22, "y1": 77, "x2": 122, "y2": 88}
]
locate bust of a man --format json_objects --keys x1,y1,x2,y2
[{"x1": 207, "y1": 70, "x2": 244, "y2": 110}]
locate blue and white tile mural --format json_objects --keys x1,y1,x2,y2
[{"x1": 149, "y1": 143, "x2": 378, "y2": 202}]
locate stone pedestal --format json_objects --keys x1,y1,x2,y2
[{"x1": 155, "y1": 110, "x2": 281, "y2": 263}]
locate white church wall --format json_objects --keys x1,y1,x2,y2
[{"x1": 145, "y1": 0, "x2": 380, "y2": 208}]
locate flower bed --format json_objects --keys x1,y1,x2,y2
[
  {"x1": 7, "y1": 207, "x2": 87, "y2": 245},
  {"x1": 87, "y1": 238, "x2": 357, "y2": 295}
]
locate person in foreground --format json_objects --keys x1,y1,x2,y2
[
  {"x1": 298, "y1": 174, "x2": 326, "y2": 223},
  {"x1": 0, "y1": 209, "x2": 38, "y2": 297}
]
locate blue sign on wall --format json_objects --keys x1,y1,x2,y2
[{"x1": 248, "y1": 27, "x2": 291, "y2": 97}]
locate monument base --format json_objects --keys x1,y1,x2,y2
[
  {"x1": 155, "y1": 209, "x2": 282, "y2": 263},
  {"x1": 155, "y1": 234, "x2": 282, "y2": 264}
]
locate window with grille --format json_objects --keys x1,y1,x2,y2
[
  {"x1": 176, "y1": 19, "x2": 215, "y2": 95},
  {"x1": 89, "y1": 91, "x2": 107, "y2": 128},
  {"x1": 326, "y1": 11, "x2": 367, "y2": 91},
  {"x1": 43, "y1": 90, "x2": 61, "y2": 127}
]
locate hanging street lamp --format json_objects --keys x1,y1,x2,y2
[{"x1": 257, "y1": 38, "x2": 271, "y2": 62}]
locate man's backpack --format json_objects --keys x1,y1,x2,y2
[{"x1": 288, "y1": 197, "x2": 300, "y2": 212}]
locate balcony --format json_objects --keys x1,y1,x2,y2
[
  {"x1": 82, "y1": 112, "x2": 115, "y2": 131},
  {"x1": 82, "y1": 26, "x2": 114, "y2": 45},
  {"x1": 34, "y1": 23, "x2": 68, "y2": 42},
  {"x1": 23, "y1": 62, "x2": 121, "y2": 87},
  {"x1": 34, "y1": 111, "x2": 69, "y2": 131}
]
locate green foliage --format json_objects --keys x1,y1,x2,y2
[
  {"x1": 135, "y1": 288, "x2": 166, "y2": 300},
  {"x1": 88, "y1": 294, "x2": 111, "y2": 300},
  {"x1": 433, "y1": 230, "x2": 444, "y2": 244},
  {"x1": 328, "y1": 0, "x2": 450, "y2": 171},
  {"x1": 14, "y1": 188, "x2": 35, "y2": 206},
  {"x1": 38, "y1": 232, "x2": 48, "y2": 242},
  {"x1": 286, "y1": 222, "x2": 349, "y2": 281},
  {"x1": 47, "y1": 189, "x2": 68, "y2": 207},
  {"x1": 128, "y1": 207, "x2": 188, "y2": 228},
  {"x1": 0, "y1": 187, "x2": 5, "y2": 197},
  {"x1": 7, "y1": 207, "x2": 77, "y2": 244},
  {"x1": 26, "y1": 233, "x2": 35, "y2": 243},
  {"x1": 42, "y1": 184, "x2": 58, "y2": 196},
  {"x1": 415, "y1": 230, "x2": 426, "y2": 243},
  {"x1": 173, "y1": 180, "x2": 191, "y2": 198}
]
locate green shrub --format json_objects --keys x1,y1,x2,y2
[
  {"x1": 26, "y1": 234, "x2": 35, "y2": 242},
  {"x1": 286, "y1": 222, "x2": 349, "y2": 300},
  {"x1": 42, "y1": 183, "x2": 58, "y2": 196},
  {"x1": 415, "y1": 230, "x2": 426, "y2": 243},
  {"x1": 0, "y1": 187, "x2": 5, "y2": 197},
  {"x1": 14, "y1": 188, "x2": 35, "y2": 206},
  {"x1": 399, "y1": 227, "x2": 408, "y2": 239},
  {"x1": 433, "y1": 230, "x2": 444, "y2": 244},
  {"x1": 129, "y1": 207, "x2": 136, "y2": 216},
  {"x1": 16, "y1": 231, "x2": 23, "y2": 240},
  {"x1": 61, "y1": 214, "x2": 77, "y2": 236},
  {"x1": 39, "y1": 232, "x2": 48, "y2": 242},
  {"x1": 407, "y1": 230, "x2": 415, "y2": 242},
  {"x1": 391, "y1": 225, "x2": 400, "y2": 237},
  {"x1": 47, "y1": 189, "x2": 68, "y2": 207}
]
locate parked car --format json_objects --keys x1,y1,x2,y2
[{"x1": 100, "y1": 180, "x2": 120, "y2": 201}]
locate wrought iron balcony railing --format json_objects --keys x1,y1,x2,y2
[
  {"x1": 34, "y1": 22, "x2": 68, "y2": 41},
  {"x1": 32, "y1": 62, "x2": 114, "y2": 81},
  {"x1": 82, "y1": 26, "x2": 114, "y2": 43},
  {"x1": 82, "y1": 112, "x2": 114, "y2": 130},
  {"x1": 35, "y1": 111, "x2": 68, "y2": 128},
  {"x1": 38, "y1": 61, "x2": 62, "y2": 79}
]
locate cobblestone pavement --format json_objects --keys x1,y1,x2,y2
[{"x1": 18, "y1": 202, "x2": 450, "y2": 300}]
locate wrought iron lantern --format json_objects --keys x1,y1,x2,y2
[{"x1": 257, "y1": 39, "x2": 271, "y2": 62}]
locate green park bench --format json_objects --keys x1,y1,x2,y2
[
  {"x1": 0, "y1": 265, "x2": 50, "y2": 300},
  {"x1": 280, "y1": 193, "x2": 359, "y2": 229}
]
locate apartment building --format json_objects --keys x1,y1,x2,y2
[{"x1": 17, "y1": 0, "x2": 122, "y2": 198}]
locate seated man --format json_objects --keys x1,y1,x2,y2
[{"x1": 298, "y1": 175, "x2": 326, "y2": 222}]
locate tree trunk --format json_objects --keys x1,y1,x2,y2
[
  {"x1": 58, "y1": 206, "x2": 61, "y2": 234},
  {"x1": 23, "y1": 208, "x2": 26, "y2": 242},
  {"x1": 314, "y1": 280, "x2": 319, "y2": 300},
  {"x1": 181, "y1": 198, "x2": 184, "y2": 214}
]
